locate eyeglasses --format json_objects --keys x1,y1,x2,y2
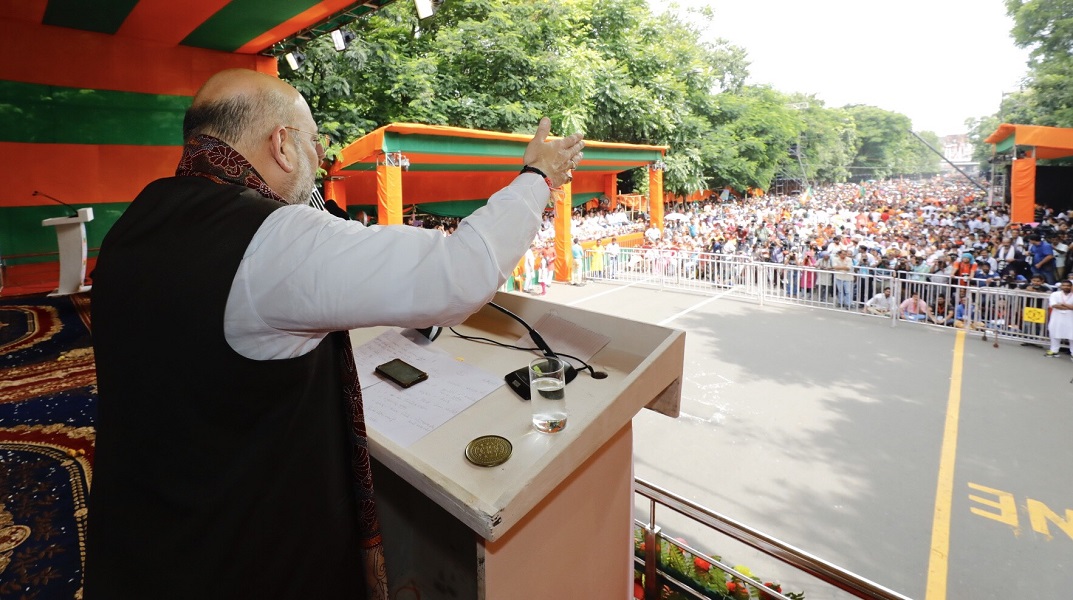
[{"x1": 285, "y1": 126, "x2": 329, "y2": 156}]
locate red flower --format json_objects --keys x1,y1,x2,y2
[
  {"x1": 759, "y1": 582, "x2": 783, "y2": 600},
  {"x1": 633, "y1": 580, "x2": 644, "y2": 599},
  {"x1": 693, "y1": 556, "x2": 711, "y2": 571},
  {"x1": 638, "y1": 541, "x2": 646, "y2": 552},
  {"x1": 725, "y1": 581, "x2": 749, "y2": 599}
]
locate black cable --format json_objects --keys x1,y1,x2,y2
[
  {"x1": 486, "y1": 302, "x2": 557, "y2": 358},
  {"x1": 447, "y1": 326, "x2": 605, "y2": 378},
  {"x1": 488, "y1": 301, "x2": 610, "y2": 379}
]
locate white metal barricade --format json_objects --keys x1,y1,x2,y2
[{"x1": 582, "y1": 249, "x2": 1056, "y2": 346}]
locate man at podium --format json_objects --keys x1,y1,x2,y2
[{"x1": 86, "y1": 68, "x2": 583, "y2": 600}]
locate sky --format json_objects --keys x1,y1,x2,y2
[{"x1": 653, "y1": 0, "x2": 1030, "y2": 137}]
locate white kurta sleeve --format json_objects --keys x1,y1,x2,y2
[{"x1": 225, "y1": 173, "x2": 549, "y2": 359}]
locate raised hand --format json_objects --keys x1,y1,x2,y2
[{"x1": 522, "y1": 117, "x2": 585, "y2": 188}]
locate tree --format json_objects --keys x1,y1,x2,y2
[
  {"x1": 285, "y1": 0, "x2": 754, "y2": 196},
  {"x1": 964, "y1": 90, "x2": 1038, "y2": 170},
  {"x1": 843, "y1": 105, "x2": 915, "y2": 179},
  {"x1": 966, "y1": 114, "x2": 1001, "y2": 171},
  {"x1": 780, "y1": 96, "x2": 857, "y2": 184},
  {"x1": 282, "y1": 0, "x2": 950, "y2": 198},
  {"x1": 1005, "y1": 0, "x2": 1073, "y2": 126},
  {"x1": 906, "y1": 130, "x2": 942, "y2": 176},
  {"x1": 418, "y1": 1, "x2": 589, "y2": 132},
  {"x1": 701, "y1": 86, "x2": 799, "y2": 191},
  {"x1": 281, "y1": 2, "x2": 440, "y2": 149},
  {"x1": 569, "y1": 0, "x2": 750, "y2": 195}
]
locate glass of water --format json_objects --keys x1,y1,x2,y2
[{"x1": 529, "y1": 356, "x2": 567, "y2": 433}]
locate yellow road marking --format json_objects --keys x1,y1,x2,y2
[{"x1": 926, "y1": 329, "x2": 965, "y2": 600}]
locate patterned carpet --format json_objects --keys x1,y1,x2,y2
[{"x1": 0, "y1": 293, "x2": 95, "y2": 599}]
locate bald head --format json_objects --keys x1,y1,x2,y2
[
  {"x1": 180, "y1": 69, "x2": 322, "y2": 205},
  {"x1": 183, "y1": 69, "x2": 305, "y2": 149}
]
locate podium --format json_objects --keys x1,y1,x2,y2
[
  {"x1": 350, "y1": 292, "x2": 684, "y2": 599},
  {"x1": 41, "y1": 207, "x2": 93, "y2": 296}
]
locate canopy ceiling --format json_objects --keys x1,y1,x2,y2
[
  {"x1": 6, "y1": 0, "x2": 395, "y2": 55},
  {"x1": 985, "y1": 123, "x2": 1073, "y2": 160}
]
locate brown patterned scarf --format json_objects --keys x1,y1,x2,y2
[{"x1": 177, "y1": 135, "x2": 388, "y2": 600}]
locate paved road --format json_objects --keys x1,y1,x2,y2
[{"x1": 535, "y1": 281, "x2": 1073, "y2": 600}]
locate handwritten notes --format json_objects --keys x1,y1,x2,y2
[{"x1": 353, "y1": 330, "x2": 503, "y2": 447}]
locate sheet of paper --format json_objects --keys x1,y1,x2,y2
[
  {"x1": 353, "y1": 330, "x2": 504, "y2": 447},
  {"x1": 515, "y1": 312, "x2": 611, "y2": 362}
]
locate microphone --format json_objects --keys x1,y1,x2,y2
[
  {"x1": 33, "y1": 191, "x2": 78, "y2": 218},
  {"x1": 324, "y1": 199, "x2": 351, "y2": 221},
  {"x1": 414, "y1": 326, "x2": 442, "y2": 342},
  {"x1": 488, "y1": 302, "x2": 608, "y2": 400},
  {"x1": 409, "y1": 302, "x2": 607, "y2": 400}
]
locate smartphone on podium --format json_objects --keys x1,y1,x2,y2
[{"x1": 375, "y1": 358, "x2": 429, "y2": 388}]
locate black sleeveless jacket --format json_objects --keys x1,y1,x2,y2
[{"x1": 86, "y1": 176, "x2": 362, "y2": 599}]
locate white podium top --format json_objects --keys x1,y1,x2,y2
[
  {"x1": 350, "y1": 292, "x2": 684, "y2": 541},
  {"x1": 42, "y1": 207, "x2": 94, "y2": 227}
]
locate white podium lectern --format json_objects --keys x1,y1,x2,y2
[
  {"x1": 41, "y1": 207, "x2": 93, "y2": 296},
  {"x1": 350, "y1": 292, "x2": 684, "y2": 599}
]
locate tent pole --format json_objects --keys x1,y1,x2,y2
[{"x1": 554, "y1": 185, "x2": 572, "y2": 282}]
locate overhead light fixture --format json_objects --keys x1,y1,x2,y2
[
  {"x1": 285, "y1": 51, "x2": 306, "y2": 71},
  {"x1": 330, "y1": 28, "x2": 357, "y2": 51},
  {"x1": 414, "y1": 0, "x2": 440, "y2": 19}
]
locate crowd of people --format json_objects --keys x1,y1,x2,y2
[
  {"x1": 496, "y1": 175, "x2": 1073, "y2": 356},
  {"x1": 616, "y1": 177, "x2": 1070, "y2": 285},
  {"x1": 398, "y1": 175, "x2": 1073, "y2": 355}
]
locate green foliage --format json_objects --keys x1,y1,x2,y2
[
  {"x1": 908, "y1": 130, "x2": 943, "y2": 176},
  {"x1": 703, "y1": 86, "x2": 799, "y2": 191},
  {"x1": 785, "y1": 97, "x2": 857, "y2": 184},
  {"x1": 843, "y1": 105, "x2": 923, "y2": 179},
  {"x1": 1005, "y1": 0, "x2": 1073, "y2": 127},
  {"x1": 961, "y1": 1, "x2": 1071, "y2": 164},
  {"x1": 965, "y1": 114, "x2": 1001, "y2": 170},
  {"x1": 964, "y1": 89, "x2": 1043, "y2": 167},
  {"x1": 632, "y1": 528, "x2": 806, "y2": 600},
  {"x1": 1007, "y1": 0, "x2": 1073, "y2": 67},
  {"x1": 282, "y1": 0, "x2": 949, "y2": 199}
]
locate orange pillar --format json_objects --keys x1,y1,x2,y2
[
  {"x1": 376, "y1": 163, "x2": 403, "y2": 225},
  {"x1": 649, "y1": 167, "x2": 665, "y2": 234},
  {"x1": 604, "y1": 174, "x2": 618, "y2": 211},
  {"x1": 554, "y1": 183, "x2": 573, "y2": 282},
  {"x1": 1010, "y1": 158, "x2": 1036, "y2": 224}
]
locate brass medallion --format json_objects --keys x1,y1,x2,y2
[{"x1": 465, "y1": 435, "x2": 512, "y2": 467}]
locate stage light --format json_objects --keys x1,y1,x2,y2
[
  {"x1": 331, "y1": 29, "x2": 356, "y2": 51},
  {"x1": 414, "y1": 0, "x2": 440, "y2": 19},
  {"x1": 285, "y1": 51, "x2": 306, "y2": 71}
]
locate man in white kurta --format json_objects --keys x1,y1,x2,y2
[
  {"x1": 523, "y1": 245, "x2": 536, "y2": 293},
  {"x1": 1046, "y1": 279, "x2": 1073, "y2": 356}
]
